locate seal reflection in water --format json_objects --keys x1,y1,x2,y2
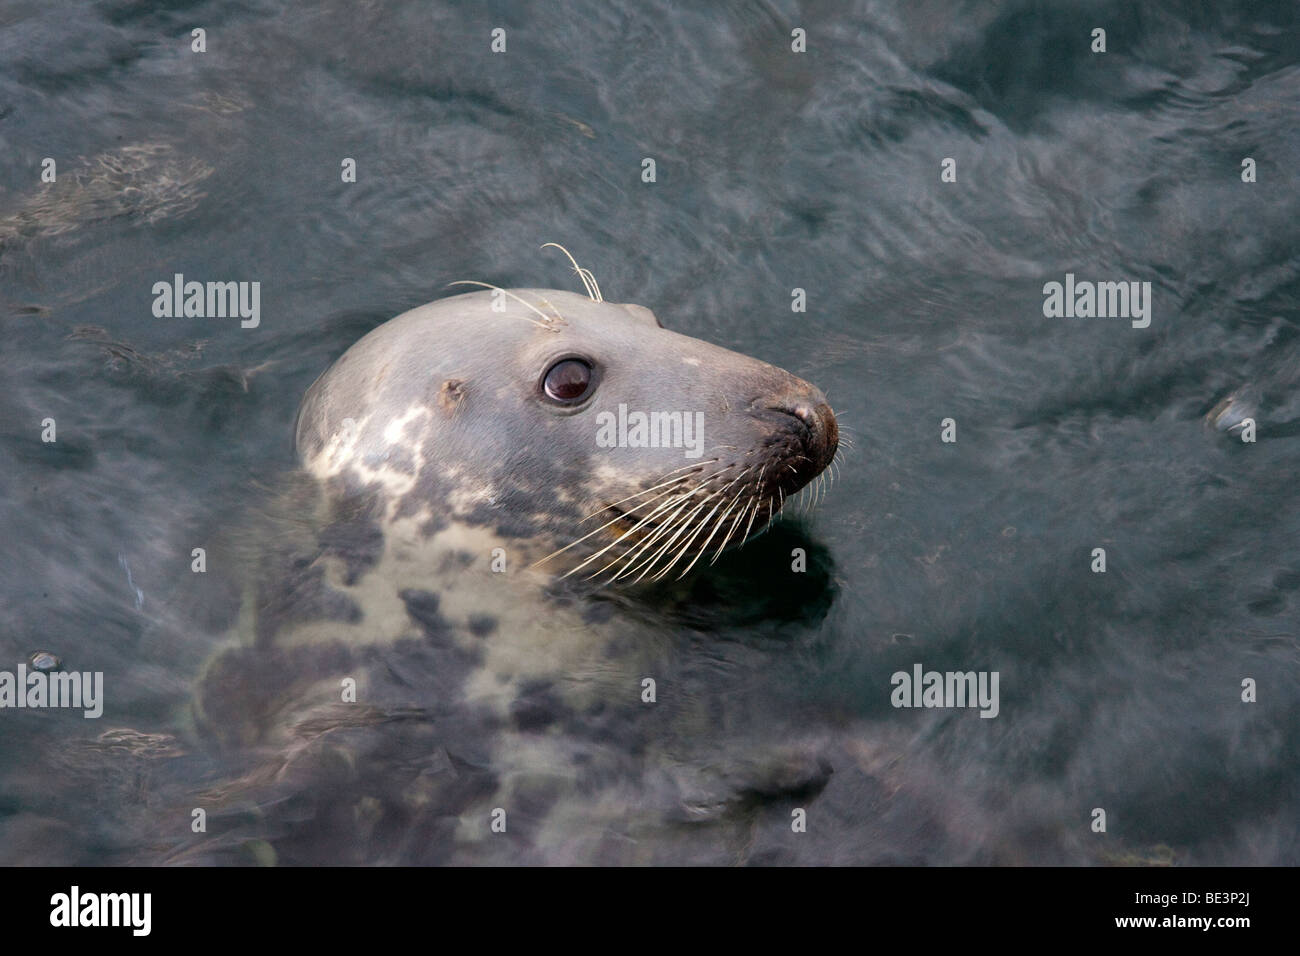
[{"x1": 191, "y1": 255, "x2": 840, "y2": 864}]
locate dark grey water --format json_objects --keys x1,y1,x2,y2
[{"x1": 2, "y1": 0, "x2": 1298, "y2": 865}]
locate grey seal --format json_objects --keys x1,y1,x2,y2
[{"x1": 179, "y1": 262, "x2": 842, "y2": 864}]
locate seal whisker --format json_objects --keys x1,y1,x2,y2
[
  {"x1": 655, "y1": 536, "x2": 703, "y2": 581},
  {"x1": 611, "y1": 512, "x2": 686, "y2": 581},
  {"x1": 541, "y1": 243, "x2": 603, "y2": 302},
  {"x1": 577, "y1": 500, "x2": 689, "y2": 581},
  {"x1": 580, "y1": 467, "x2": 732, "y2": 580},
  {"x1": 600, "y1": 521, "x2": 671, "y2": 582},
  {"x1": 750, "y1": 494, "x2": 776, "y2": 540},
  {"x1": 445, "y1": 281, "x2": 560, "y2": 328},
  {"x1": 540, "y1": 242, "x2": 596, "y2": 299},
  {"x1": 612, "y1": 475, "x2": 734, "y2": 582},
  {"x1": 623, "y1": 471, "x2": 744, "y2": 582},
  {"x1": 575, "y1": 479, "x2": 688, "y2": 525},
  {"x1": 639, "y1": 501, "x2": 716, "y2": 582},
  {"x1": 568, "y1": 485, "x2": 702, "y2": 579},
  {"x1": 658, "y1": 468, "x2": 755, "y2": 581},
  {"x1": 738, "y1": 490, "x2": 763, "y2": 547},
  {"x1": 578, "y1": 267, "x2": 602, "y2": 302},
  {"x1": 676, "y1": 489, "x2": 747, "y2": 579},
  {"x1": 533, "y1": 480, "x2": 695, "y2": 568},
  {"x1": 709, "y1": 492, "x2": 753, "y2": 565},
  {"x1": 602, "y1": 500, "x2": 694, "y2": 582},
  {"x1": 578, "y1": 460, "x2": 717, "y2": 522},
  {"x1": 728, "y1": 498, "x2": 758, "y2": 551},
  {"x1": 538, "y1": 295, "x2": 564, "y2": 320}
]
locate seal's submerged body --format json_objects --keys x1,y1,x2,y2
[{"x1": 186, "y1": 281, "x2": 842, "y2": 864}]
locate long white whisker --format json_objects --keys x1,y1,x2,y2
[
  {"x1": 606, "y1": 500, "x2": 699, "y2": 582},
  {"x1": 655, "y1": 469, "x2": 754, "y2": 582},
  {"x1": 446, "y1": 281, "x2": 557, "y2": 327},
  {"x1": 676, "y1": 490, "x2": 746, "y2": 579},
  {"x1": 590, "y1": 468, "x2": 732, "y2": 580},
  {"x1": 532, "y1": 480, "x2": 692, "y2": 567},
  {"x1": 568, "y1": 487, "x2": 699, "y2": 578},
  {"x1": 577, "y1": 461, "x2": 715, "y2": 521},
  {"x1": 643, "y1": 498, "x2": 719, "y2": 581},
  {"x1": 579, "y1": 267, "x2": 603, "y2": 302},
  {"x1": 541, "y1": 243, "x2": 603, "y2": 302},
  {"x1": 624, "y1": 473, "x2": 742, "y2": 583},
  {"x1": 739, "y1": 495, "x2": 762, "y2": 548},
  {"x1": 710, "y1": 492, "x2": 753, "y2": 565}
]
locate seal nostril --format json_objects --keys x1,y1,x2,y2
[
  {"x1": 769, "y1": 401, "x2": 819, "y2": 432},
  {"x1": 769, "y1": 399, "x2": 837, "y2": 461}
]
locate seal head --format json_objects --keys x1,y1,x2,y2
[{"x1": 295, "y1": 288, "x2": 837, "y2": 582}]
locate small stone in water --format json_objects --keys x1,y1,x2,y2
[{"x1": 28, "y1": 651, "x2": 62, "y2": 672}]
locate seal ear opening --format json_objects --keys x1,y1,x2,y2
[{"x1": 619, "y1": 303, "x2": 663, "y2": 329}]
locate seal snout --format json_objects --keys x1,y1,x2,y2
[{"x1": 766, "y1": 393, "x2": 839, "y2": 479}]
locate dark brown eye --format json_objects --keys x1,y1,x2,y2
[{"x1": 543, "y1": 358, "x2": 594, "y2": 403}]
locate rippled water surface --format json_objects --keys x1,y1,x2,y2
[{"x1": 2, "y1": 0, "x2": 1298, "y2": 864}]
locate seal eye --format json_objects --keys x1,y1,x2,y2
[{"x1": 543, "y1": 358, "x2": 594, "y2": 404}]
